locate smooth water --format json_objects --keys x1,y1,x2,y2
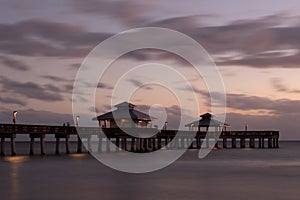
[{"x1": 0, "y1": 141, "x2": 299, "y2": 200}]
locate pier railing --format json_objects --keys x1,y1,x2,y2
[{"x1": 0, "y1": 124, "x2": 279, "y2": 156}]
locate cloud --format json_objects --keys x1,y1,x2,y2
[
  {"x1": 0, "y1": 19, "x2": 111, "y2": 58},
  {"x1": 143, "y1": 14, "x2": 300, "y2": 68},
  {"x1": 0, "y1": 108, "x2": 73, "y2": 125},
  {"x1": 41, "y1": 75, "x2": 73, "y2": 82},
  {"x1": 271, "y1": 77, "x2": 300, "y2": 93},
  {"x1": 0, "y1": 96, "x2": 27, "y2": 106},
  {"x1": 0, "y1": 76, "x2": 64, "y2": 102},
  {"x1": 0, "y1": 55, "x2": 30, "y2": 71},
  {"x1": 224, "y1": 93, "x2": 300, "y2": 116},
  {"x1": 226, "y1": 112, "x2": 300, "y2": 140},
  {"x1": 127, "y1": 79, "x2": 143, "y2": 87},
  {"x1": 72, "y1": 0, "x2": 150, "y2": 26},
  {"x1": 2, "y1": 13, "x2": 300, "y2": 69},
  {"x1": 198, "y1": 90, "x2": 300, "y2": 116}
]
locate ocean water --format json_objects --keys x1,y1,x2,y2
[{"x1": 0, "y1": 141, "x2": 299, "y2": 200}]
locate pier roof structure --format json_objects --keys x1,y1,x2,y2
[
  {"x1": 94, "y1": 102, "x2": 153, "y2": 128},
  {"x1": 185, "y1": 113, "x2": 229, "y2": 131}
]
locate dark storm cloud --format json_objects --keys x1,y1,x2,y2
[
  {"x1": 0, "y1": 76, "x2": 64, "y2": 101},
  {"x1": 0, "y1": 19, "x2": 111, "y2": 57},
  {"x1": 0, "y1": 55, "x2": 30, "y2": 71}
]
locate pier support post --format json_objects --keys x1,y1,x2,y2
[
  {"x1": 231, "y1": 138, "x2": 236, "y2": 148},
  {"x1": 130, "y1": 138, "x2": 135, "y2": 152},
  {"x1": 275, "y1": 138, "x2": 279, "y2": 148},
  {"x1": 262, "y1": 138, "x2": 265, "y2": 148},
  {"x1": 136, "y1": 138, "x2": 141, "y2": 152},
  {"x1": 1, "y1": 138, "x2": 5, "y2": 156},
  {"x1": 268, "y1": 138, "x2": 272, "y2": 148},
  {"x1": 165, "y1": 137, "x2": 168, "y2": 149},
  {"x1": 11, "y1": 136, "x2": 16, "y2": 156},
  {"x1": 157, "y1": 138, "x2": 162, "y2": 149},
  {"x1": 180, "y1": 137, "x2": 185, "y2": 149},
  {"x1": 240, "y1": 138, "x2": 246, "y2": 148},
  {"x1": 196, "y1": 137, "x2": 201, "y2": 148},
  {"x1": 272, "y1": 138, "x2": 276, "y2": 149},
  {"x1": 123, "y1": 138, "x2": 127, "y2": 151},
  {"x1": 55, "y1": 134, "x2": 70, "y2": 154},
  {"x1": 29, "y1": 133, "x2": 45, "y2": 156},
  {"x1": 40, "y1": 136, "x2": 45, "y2": 155},
  {"x1": 116, "y1": 137, "x2": 120, "y2": 151},
  {"x1": 106, "y1": 138, "x2": 111, "y2": 152},
  {"x1": 258, "y1": 138, "x2": 262, "y2": 148},
  {"x1": 65, "y1": 136, "x2": 70, "y2": 154},
  {"x1": 152, "y1": 138, "x2": 156, "y2": 151},
  {"x1": 30, "y1": 137, "x2": 35, "y2": 155},
  {"x1": 97, "y1": 137, "x2": 102, "y2": 152},
  {"x1": 205, "y1": 138, "x2": 209, "y2": 149},
  {"x1": 87, "y1": 135, "x2": 92, "y2": 152},
  {"x1": 250, "y1": 138, "x2": 255, "y2": 148},
  {"x1": 223, "y1": 138, "x2": 227, "y2": 148},
  {"x1": 77, "y1": 135, "x2": 82, "y2": 153},
  {"x1": 55, "y1": 137, "x2": 60, "y2": 155}
]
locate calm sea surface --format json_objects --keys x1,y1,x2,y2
[{"x1": 0, "y1": 141, "x2": 299, "y2": 200}]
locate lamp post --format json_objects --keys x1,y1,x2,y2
[
  {"x1": 76, "y1": 116, "x2": 80, "y2": 127},
  {"x1": 164, "y1": 121, "x2": 168, "y2": 130},
  {"x1": 13, "y1": 111, "x2": 17, "y2": 125},
  {"x1": 75, "y1": 115, "x2": 82, "y2": 153}
]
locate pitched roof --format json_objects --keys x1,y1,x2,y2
[
  {"x1": 114, "y1": 101, "x2": 136, "y2": 109},
  {"x1": 93, "y1": 102, "x2": 152, "y2": 121},
  {"x1": 185, "y1": 113, "x2": 229, "y2": 127}
]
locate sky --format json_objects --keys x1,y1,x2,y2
[{"x1": 1, "y1": 0, "x2": 300, "y2": 140}]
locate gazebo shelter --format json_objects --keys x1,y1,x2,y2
[
  {"x1": 94, "y1": 102, "x2": 153, "y2": 128},
  {"x1": 185, "y1": 113, "x2": 230, "y2": 132}
]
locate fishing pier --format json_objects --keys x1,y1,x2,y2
[{"x1": 0, "y1": 124, "x2": 279, "y2": 156}]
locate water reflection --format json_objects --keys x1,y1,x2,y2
[{"x1": 3, "y1": 156, "x2": 28, "y2": 200}]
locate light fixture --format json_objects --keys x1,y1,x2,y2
[
  {"x1": 76, "y1": 116, "x2": 80, "y2": 127},
  {"x1": 13, "y1": 111, "x2": 18, "y2": 125}
]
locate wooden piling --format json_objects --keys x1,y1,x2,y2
[
  {"x1": 250, "y1": 138, "x2": 255, "y2": 148},
  {"x1": 223, "y1": 138, "x2": 227, "y2": 148},
  {"x1": 55, "y1": 133, "x2": 70, "y2": 154},
  {"x1": 231, "y1": 138, "x2": 236, "y2": 148},
  {"x1": 268, "y1": 138, "x2": 272, "y2": 148},
  {"x1": 29, "y1": 133, "x2": 45, "y2": 155},
  {"x1": 77, "y1": 135, "x2": 82, "y2": 153},
  {"x1": 11, "y1": 136, "x2": 16, "y2": 156},
  {"x1": 157, "y1": 138, "x2": 162, "y2": 149},
  {"x1": 0, "y1": 138, "x2": 5, "y2": 156},
  {"x1": 240, "y1": 138, "x2": 246, "y2": 148},
  {"x1": 130, "y1": 137, "x2": 135, "y2": 152},
  {"x1": 106, "y1": 138, "x2": 111, "y2": 152}
]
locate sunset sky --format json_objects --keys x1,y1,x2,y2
[{"x1": 1, "y1": 0, "x2": 300, "y2": 140}]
